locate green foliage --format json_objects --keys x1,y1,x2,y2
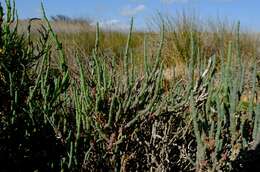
[{"x1": 0, "y1": 1, "x2": 259, "y2": 172}]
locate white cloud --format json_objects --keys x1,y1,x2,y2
[
  {"x1": 96, "y1": 19, "x2": 130, "y2": 31},
  {"x1": 121, "y1": 4, "x2": 146, "y2": 16},
  {"x1": 101, "y1": 19, "x2": 121, "y2": 25},
  {"x1": 129, "y1": 0, "x2": 146, "y2": 1},
  {"x1": 161, "y1": 0, "x2": 189, "y2": 4}
]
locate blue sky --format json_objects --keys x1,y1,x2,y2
[{"x1": 9, "y1": 0, "x2": 260, "y2": 31}]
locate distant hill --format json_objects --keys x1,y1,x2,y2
[{"x1": 17, "y1": 17, "x2": 94, "y2": 34}]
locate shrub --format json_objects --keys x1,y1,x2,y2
[{"x1": 0, "y1": 1, "x2": 259, "y2": 171}]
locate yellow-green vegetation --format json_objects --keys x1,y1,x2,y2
[{"x1": 0, "y1": 1, "x2": 260, "y2": 172}]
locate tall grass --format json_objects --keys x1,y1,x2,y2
[
  {"x1": 149, "y1": 12, "x2": 259, "y2": 81},
  {"x1": 0, "y1": 1, "x2": 260, "y2": 171}
]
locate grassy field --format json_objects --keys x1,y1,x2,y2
[{"x1": 1, "y1": 1, "x2": 260, "y2": 171}]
